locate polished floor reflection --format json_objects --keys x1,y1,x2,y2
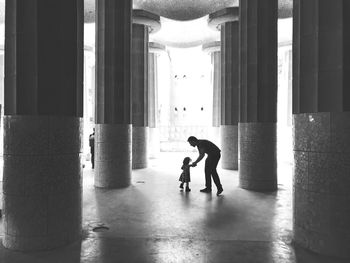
[{"x1": 0, "y1": 153, "x2": 347, "y2": 262}]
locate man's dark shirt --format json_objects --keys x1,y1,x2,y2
[{"x1": 197, "y1": 139, "x2": 220, "y2": 156}]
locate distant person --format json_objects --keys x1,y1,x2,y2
[
  {"x1": 89, "y1": 128, "x2": 95, "y2": 169},
  {"x1": 187, "y1": 136, "x2": 223, "y2": 196},
  {"x1": 179, "y1": 157, "x2": 192, "y2": 192}
]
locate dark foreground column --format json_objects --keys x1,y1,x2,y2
[
  {"x1": 3, "y1": 0, "x2": 83, "y2": 250},
  {"x1": 95, "y1": 0, "x2": 132, "y2": 188},
  {"x1": 239, "y1": 0, "x2": 277, "y2": 191},
  {"x1": 132, "y1": 10, "x2": 160, "y2": 169},
  {"x1": 148, "y1": 42, "x2": 165, "y2": 159},
  {"x1": 203, "y1": 42, "x2": 221, "y2": 146},
  {"x1": 293, "y1": 0, "x2": 350, "y2": 258},
  {"x1": 209, "y1": 8, "x2": 239, "y2": 170}
]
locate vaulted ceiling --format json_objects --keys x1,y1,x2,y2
[
  {"x1": 0, "y1": 0, "x2": 293, "y2": 24},
  {"x1": 84, "y1": 0, "x2": 293, "y2": 48},
  {"x1": 85, "y1": 0, "x2": 293, "y2": 23},
  {"x1": 0, "y1": 0, "x2": 293, "y2": 48}
]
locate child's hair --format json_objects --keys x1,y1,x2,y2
[{"x1": 183, "y1": 157, "x2": 191, "y2": 165}]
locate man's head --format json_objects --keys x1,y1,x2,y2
[{"x1": 187, "y1": 136, "x2": 198, "y2": 147}]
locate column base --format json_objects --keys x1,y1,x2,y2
[
  {"x1": 220, "y1": 125, "x2": 238, "y2": 170},
  {"x1": 2, "y1": 116, "x2": 82, "y2": 251},
  {"x1": 238, "y1": 122, "x2": 277, "y2": 191},
  {"x1": 94, "y1": 124, "x2": 131, "y2": 188},
  {"x1": 293, "y1": 112, "x2": 350, "y2": 258},
  {"x1": 132, "y1": 126, "x2": 149, "y2": 169}
]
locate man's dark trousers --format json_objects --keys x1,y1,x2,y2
[{"x1": 205, "y1": 152, "x2": 222, "y2": 190}]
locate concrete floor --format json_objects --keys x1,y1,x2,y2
[{"x1": 0, "y1": 152, "x2": 348, "y2": 262}]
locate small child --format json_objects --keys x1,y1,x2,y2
[{"x1": 179, "y1": 157, "x2": 191, "y2": 192}]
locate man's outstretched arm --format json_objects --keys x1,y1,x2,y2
[{"x1": 192, "y1": 148, "x2": 205, "y2": 166}]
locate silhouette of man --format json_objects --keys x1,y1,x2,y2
[
  {"x1": 188, "y1": 136, "x2": 223, "y2": 196},
  {"x1": 89, "y1": 128, "x2": 95, "y2": 169}
]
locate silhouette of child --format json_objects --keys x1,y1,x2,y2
[{"x1": 179, "y1": 157, "x2": 191, "y2": 192}]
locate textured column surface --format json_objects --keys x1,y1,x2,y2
[
  {"x1": 95, "y1": 0, "x2": 132, "y2": 187},
  {"x1": 211, "y1": 50, "x2": 221, "y2": 147},
  {"x1": 293, "y1": 0, "x2": 350, "y2": 114},
  {"x1": 239, "y1": 0, "x2": 278, "y2": 191},
  {"x1": 208, "y1": 8, "x2": 239, "y2": 170},
  {"x1": 3, "y1": 0, "x2": 83, "y2": 251},
  {"x1": 148, "y1": 48, "x2": 158, "y2": 130},
  {"x1": 132, "y1": 126, "x2": 149, "y2": 169},
  {"x1": 239, "y1": 123, "x2": 276, "y2": 190},
  {"x1": 148, "y1": 43, "x2": 163, "y2": 159},
  {"x1": 148, "y1": 58, "x2": 160, "y2": 159},
  {"x1": 132, "y1": 11, "x2": 160, "y2": 168},
  {"x1": 203, "y1": 42, "x2": 221, "y2": 150},
  {"x1": 3, "y1": 116, "x2": 82, "y2": 250},
  {"x1": 212, "y1": 50, "x2": 221, "y2": 128},
  {"x1": 293, "y1": 112, "x2": 350, "y2": 258},
  {"x1": 132, "y1": 23, "x2": 149, "y2": 128},
  {"x1": 221, "y1": 125, "x2": 238, "y2": 170},
  {"x1": 4, "y1": 0, "x2": 84, "y2": 116},
  {"x1": 132, "y1": 23, "x2": 149, "y2": 169},
  {"x1": 220, "y1": 21, "x2": 239, "y2": 170},
  {"x1": 95, "y1": 124, "x2": 131, "y2": 188},
  {"x1": 293, "y1": 0, "x2": 350, "y2": 258}
]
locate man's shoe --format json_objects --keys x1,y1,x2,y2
[
  {"x1": 200, "y1": 188, "x2": 212, "y2": 193},
  {"x1": 179, "y1": 183, "x2": 184, "y2": 189},
  {"x1": 185, "y1": 187, "x2": 191, "y2": 192},
  {"x1": 217, "y1": 188, "x2": 223, "y2": 196}
]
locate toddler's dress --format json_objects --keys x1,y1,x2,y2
[{"x1": 179, "y1": 164, "x2": 191, "y2": 183}]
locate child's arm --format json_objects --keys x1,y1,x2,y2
[{"x1": 183, "y1": 164, "x2": 191, "y2": 169}]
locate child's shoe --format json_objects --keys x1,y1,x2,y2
[
  {"x1": 185, "y1": 187, "x2": 191, "y2": 192},
  {"x1": 179, "y1": 183, "x2": 184, "y2": 189}
]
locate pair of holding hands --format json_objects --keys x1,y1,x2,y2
[{"x1": 190, "y1": 163, "x2": 197, "y2": 167}]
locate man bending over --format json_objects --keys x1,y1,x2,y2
[{"x1": 187, "y1": 136, "x2": 223, "y2": 196}]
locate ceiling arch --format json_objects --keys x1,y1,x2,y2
[
  {"x1": 84, "y1": 0, "x2": 293, "y2": 23},
  {"x1": 133, "y1": 0, "x2": 238, "y2": 21},
  {"x1": 0, "y1": 0, "x2": 293, "y2": 24}
]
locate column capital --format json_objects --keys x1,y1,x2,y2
[
  {"x1": 149, "y1": 42, "x2": 166, "y2": 54},
  {"x1": 133, "y1": 9, "x2": 161, "y2": 33},
  {"x1": 208, "y1": 7, "x2": 239, "y2": 30},
  {"x1": 202, "y1": 41, "x2": 220, "y2": 54}
]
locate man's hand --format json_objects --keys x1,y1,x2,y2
[{"x1": 191, "y1": 163, "x2": 197, "y2": 167}]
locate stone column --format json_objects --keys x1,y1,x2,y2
[
  {"x1": 202, "y1": 42, "x2": 221, "y2": 147},
  {"x1": 3, "y1": 0, "x2": 83, "y2": 251},
  {"x1": 293, "y1": 0, "x2": 350, "y2": 258},
  {"x1": 208, "y1": 8, "x2": 239, "y2": 170},
  {"x1": 132, "y1": 10, "x2": 160, "y2": 169},
  {"x1": 95, "y1": 0, "x2": 132, "y2": 188},
  {"x1": 239, "y1": 0, "x2": 278, "y2": 191},
  {"x1": 148, "y1": 42, "x2": 165, "y2": 159}
]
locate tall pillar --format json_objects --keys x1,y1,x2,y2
[
  {"x1": 209, "y1": 8, "x2": 239, "y2": 170},
  {"x1": 239, "y1": 0, "x2": 278, "y2": 191},
  {"x1": 132, "y1": 10, "x2": 160, "y2": 169},
  {"x1": 202, "y1": 42, "x2": 221, "y2": 147},
  {"x1": 3, "y1": 0, "x2": 83, "y2": 250},
  {"x1": 293, "y1": 0, "x2": 350, "y2": 258},
  {"x1": 95, "y1": 0, "x2": 132, "y2": 188},
  {"x1": 148, "y1": 42, "x2": 165, "y2": 159}
]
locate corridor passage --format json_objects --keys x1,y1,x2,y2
[{"x1": 0, "y1": 153, "x2": 346, "y2": 263}]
